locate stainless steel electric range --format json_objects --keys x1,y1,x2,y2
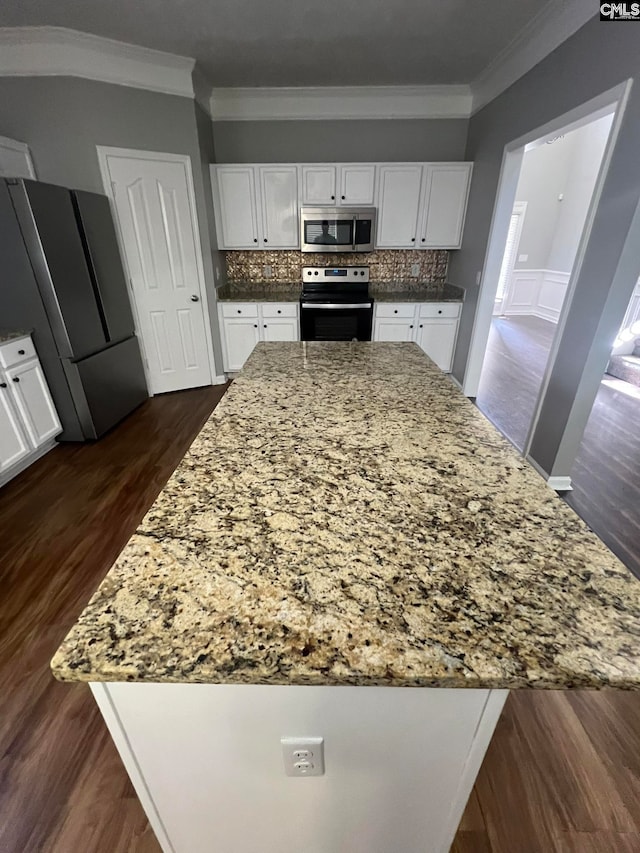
[{"x1": 299, "y1": 266, "x2": 374, "y2": 342}]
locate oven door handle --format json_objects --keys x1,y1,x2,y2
[{"x1": 301, "y1": 302, "x2": 372, "y2": 310}]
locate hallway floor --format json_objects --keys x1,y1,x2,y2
[{"x1": 477, "y1": 314, "x2": 640, "y2": 578}]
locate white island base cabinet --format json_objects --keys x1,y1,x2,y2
[
  {"x1": 219, "y1": 302, "x2": 299, "y2": 372},
  {"x1": 91, "y1": 682, "x2": 506, "y2": 853},
  {"x1": 373, "y1": 302, "x2": 461, "y2": 372},
  {"x1": 0, "y1": 335, "x2": 62, "y2": 487}
]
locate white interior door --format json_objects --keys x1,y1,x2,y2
[{"x1": 100, "y1": 150, "x2": 213, "y2": 395}]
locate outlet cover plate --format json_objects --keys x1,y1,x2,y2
[{"x1": 281, "y1": 736, "x2": 324, "y2": 777}]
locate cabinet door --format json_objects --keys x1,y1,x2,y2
[
  {"x1": 301, "y1": 166, "x2": 337, "y2": 205},
  {"x1": 415, "y1": 319, "x2": 459, "y2": 372},
  {"x1": 6, "y1": 360, "x2": 62, "y2": 447},
  {"x1": 376, "y1": 165, "x2": 423, "y2": 248},
  {"x1": 420, "y1": 164, "x2": 472, "y2": 249},
  {"x1": 0, "y1": 382, "x2": 31, "y2": 472},
  {"x1": 261, "y1": 317, "x2": 299, "y2": 342},
  {"x1": 213, "y1": 166, "x2": 259, "y2": 249},
  {"x1": 373, "y1": 317, "x2": 416, "y2": 342},
  {"x1": 339, "y1": 165, "x2": 376, "y2": 205},
  {"x1": 222, "y1": 318, "x2": 261, "y2": 372},
  {"x1": 259, "y1": 167, "x2": 299, "y2": 249}
]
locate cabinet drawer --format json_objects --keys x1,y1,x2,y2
[
  {"x1": 375, "y1": 303, "x2": 415, "y2": 319},
  {"x1": 418, "y1": 303, "x2": 461, "y2": 319},
  {"x1": 221, "y1": 303, "x2": 259, "y2": 319},
  {"x1": 261, "y1": 303, "x2": 298, "y2": 319},
  {"x1": 0, "y1": 336, "x2": 36, "y2": 369}
]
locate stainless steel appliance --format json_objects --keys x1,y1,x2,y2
[
  {"x1": 300, "y1": 266, "x2": 374, "y2": 341},
  {"x1": 300, "y1": 207, "x2": 376, "y2": 253},
  {"x1": 0, "y1": 178, "x2": 148, "y2": 440}
]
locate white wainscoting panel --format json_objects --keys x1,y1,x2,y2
[{"x1": 502, "y1": 269, "x2": 570, "y2": 323}]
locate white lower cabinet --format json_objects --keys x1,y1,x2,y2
[
  {"x1": 373, "y1": 302, "x2": 461, "y2": 372},
  {"x1": 0, "y1": 334, "x2": 62, "y2": 486},
  {"x1": 219, "y1": 302, "x2": 299, "y2": 372}
]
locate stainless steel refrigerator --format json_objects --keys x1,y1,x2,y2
[{"x1": 0, "y1": 178, "x2": 148, "y2": 440}]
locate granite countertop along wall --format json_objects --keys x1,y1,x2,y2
[
  {"x1": 0, "y1": 329, "x2": 31, "y2": 343},
  {"x1": 51, "y1": 343, "x2": 640, "y2": 690},
  {"x1": 216, "y1": 282, "x2": 464, "y2": 303}
]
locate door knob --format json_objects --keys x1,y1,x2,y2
[{"x1": 191, "y1": 295, "x2": 199, "y2": 302}]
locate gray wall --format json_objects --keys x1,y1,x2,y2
[
  {"x1": 448, "y1": 15, "x2": 640, "y2": 479},
  {"x1": 513, "y1": 135, "x2": 575, "y2": 270},
  {"x1": 0, "y1": 76, "x2": 224, "y2": 375},
  {"x1": 212, "y1": 118, "x2": 469, "y2": 162}
]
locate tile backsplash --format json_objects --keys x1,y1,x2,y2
[{"x1": 225, "y1": 249, "x2": 449, "y2": 285}]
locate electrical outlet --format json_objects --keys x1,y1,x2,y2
[
  {"x1": 410, "y1": 262, "x2": 420, "y2": 277},
  {"x1": 518, "y1": 254, "x2": 528, "y2": 263},
  {"x1": 281, "y1": 737, "x2": 324, "y2": 777},
  {"x1": 263, "y1": 265, "x2": 273, "y2": 278}
]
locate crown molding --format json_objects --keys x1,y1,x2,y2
[
  {"x1": 209, "y1": 85, "x2": 473, "y2": 121},
  {"x1": 0, "y1": 26, "x2": 195, "y2": 99},
  {"x1": 470, "y1": 0, "x2": 596, "y2": 114}
]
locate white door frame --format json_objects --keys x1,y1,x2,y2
[
  {"x1": 463, "y1": 79, "x2": 632, "y2": 421},
  {"x1": 96, "y1": 146, "x2": 217, "y2": 394},
  {"x1": 494, "y1": 200, "x2": 527, "y2": 315}
]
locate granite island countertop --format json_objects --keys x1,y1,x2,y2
[
  {"x1": 216, "y1": 282, "x2": 464, "y2": 303},
  {"x1": 52, "y1": 343, "x2": 640, "y2": 689},
  {"x1": 0, "y1": 329, "x2": 31, "y2": 343}
]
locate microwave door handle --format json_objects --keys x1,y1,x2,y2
[{"x1": 352, "y1": 215, "x2": 357, "y2": 251}]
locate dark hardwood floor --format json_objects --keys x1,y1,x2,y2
[
  {"x1": 0, "y1": 376, "x2": 639, "y2": 852},
  {"x1": 476, "y1": 314, "x2": 556, "y2": 451},
  {"x1": 477, "y1": 315, "x2": 640, "y2": 579}
]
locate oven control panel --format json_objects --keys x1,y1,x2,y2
[{"x1": 303, "y1": 266, "x2": 369, "y2": 282}]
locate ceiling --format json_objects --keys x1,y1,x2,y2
[{"x1": 0, "y1": 0, "x2": 553, "y2": 87}]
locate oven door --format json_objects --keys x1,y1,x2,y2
[
  {"x1": 300, "y1": 302, "x2": 374, "y2": 341},
  {"x1": 300, "y1": 208, "x2": 375, "y2": 253}
]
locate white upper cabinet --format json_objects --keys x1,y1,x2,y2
[
  {"x1": 258, "y1": 166, "x2": 299, "y2": 248},
  {"x1": 339, "y1": 165, "x2": 376, "y2": 205},
  {"x1": 301, "y1": 166, "x2": 337, "y2": 205},
  {"x1": 301, "y1": 164, "x2": 376, "y2": 206},
  {"x1": 213, "y1": 165, "x2": 299, "y2": 250},
  {"x1": 212, "y1": 161, "x2": 472, "y2": 250},
  {"x1": 375, "y1": 164, "x2": 424, "y2": 248},
  {"x1": 213, "y1": 166, "x2": 259, "y2": 249},
  {"x1": 419, "y1": 164, "x2": 472, "y2": 249}
]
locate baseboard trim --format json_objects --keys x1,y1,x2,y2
[
  {"x1": 211, "y1": 374, "x2": 228, "y2": 385},
  {"x1": 525, "y1": 454, "x2": 572, "y2": 491}
]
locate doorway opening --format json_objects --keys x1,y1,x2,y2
[{"x1": 468, "y1": 98, "x2": 620, "y2": 455}]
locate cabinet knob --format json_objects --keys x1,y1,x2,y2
[
  {"x1": 411, "y1": 237, "x2": 415, "y2": 242},
  {"x1": 12, "y1": 377, "x2": 20, "y2": 383},
  {"x1": 409, "y1": 325, "x2": 414, "y2": 329},
  {"x1": 419, "y1": 324, "x2": 423, "y2": 328},
  {"x1": 237, "y1": 309, "x2": 242, "y2": 314},
  {"x1": 253, "y1": 324, "x2": 258, "y2": 328},
  {"x1": 341, "y1": 195, "x2": 345, "y2": 200},
  {"x1": 277, "y1": 309, "x2": 281, "y2": 314},
  {"x1": 18, "y1": 349, "x2": 25, "y2": 355},
  {"x1": 263, "y1": 238, "x2": 268, "y2": 243},
  {"x1": 263, "y1": 324, "x2": 267, "y2": 328},
  {"x1": 331, "y1": 195, "x2": 335, "y2": 200},
  {"x1": 421, "y1": 238, "x2": 425, "y2": 243},
  {"x1": 438, "y1": 309, "x2": 442, "y2": 314},
  {"x1": 253, "y1": 238, "x2": 258, "y2": 243},
  {"x1": 0, "y1": 382, "x2": 6, "y2": 388},
  {"x1": 394, "y1": 309, "x2": 398, "y2": 314}
]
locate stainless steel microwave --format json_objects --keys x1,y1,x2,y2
[{"x1": 300, "y1": 207, "x2": 376, "y2": 253}]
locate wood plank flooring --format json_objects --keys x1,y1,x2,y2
[{"x1": 0, "y1": 378, "x2": 639, "y2": 852}]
